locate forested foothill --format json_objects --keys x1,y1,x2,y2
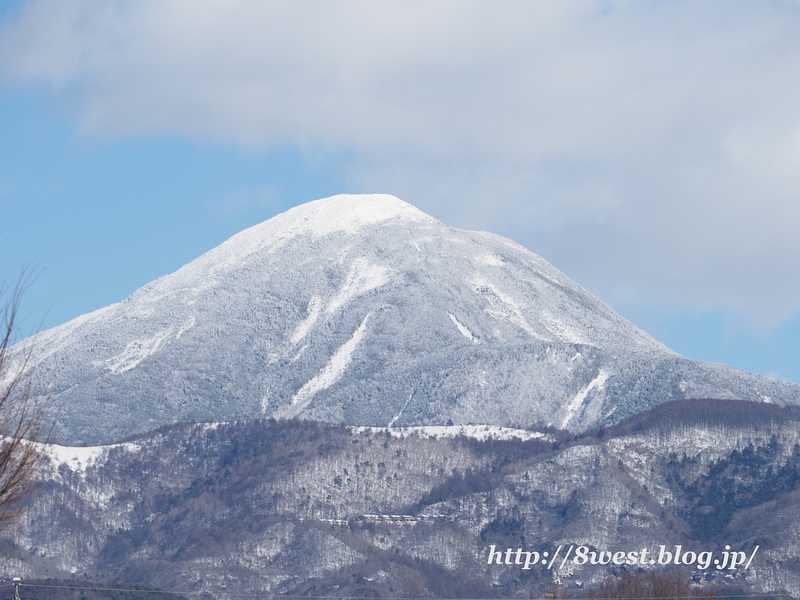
[{"x1": 1, "y1": 398, "x2": 798, "y2": 598}]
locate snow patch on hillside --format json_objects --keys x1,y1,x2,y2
[
  {"x1": 326, "y1": 259, "x2": 389, "y2": 314},
  {"x1": 476, "y1": 254, "x2": 504, "y2": 267},
  {"x1": 103, "y1": 327, "x2": 174, "y2": 374},
  {"x1": 175, "y1": 315, "x2": 196, "y2": 339},
  {"x1": 46, "y1": 444, "x2": 106, "y2": 472},
  {"x1": 541, "y1": 310, "x2": 591, "y2": 346},
  {"x1": 44, "y1": 441, "x2": 141, "y2": 473},
  {"x1": 285, "y1": 314, "x2": 371, "y2": 417},
  {"x1": 561, "y1": 370, "x2": 610, "y2": 429},
  {"x1": 448, "y1": 313, "x2": 476, "y2": 342},
  {"x1": 354, "y1": 424, "x2": 551, "y2": 442},
  {"x1": 292, "y1": 297, "x2": 322, "y2": 344},
  {"x1": 471, "y1": 278, "x2": 550, "y2": 341},
  {"x1": 388, "y1": 391, "x2": 415, "y2": 427}
]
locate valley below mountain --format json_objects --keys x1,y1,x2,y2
[{"x1": 4, "y1": 400, "x2": 800, "y2": 598}]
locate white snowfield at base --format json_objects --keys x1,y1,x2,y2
[
  {"x1": 37, "y1": 440, "x2": 142, "y2": 473},
  {"x1": 353, "y1": 424, "x2": 552, "y2": 442},
  {"x1": 32, "y1": 422, "x2": 549, "y2": 476}
]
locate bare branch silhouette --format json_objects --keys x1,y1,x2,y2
[{"x1": 0, "y1": 269, "x2": 48, "y2": 532}]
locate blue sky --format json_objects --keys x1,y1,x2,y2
[{"x1": 1, "y1": 0, "x2": 800, "y2": 383}]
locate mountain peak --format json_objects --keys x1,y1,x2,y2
[
  {"x1": 275, "y1": 193, "x2": 437, "y2": 236},
  {"x1": 22, "y1": 194, "x2": 800, "y2": 444},
  {"x1": 180, "y1": 194, "x2": 437, "y2": 279},
  {"x1": 253, "y1": 193, "x2": 437, "y2": 245}
]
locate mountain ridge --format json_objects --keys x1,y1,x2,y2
[
  {"x1": 19, "y1": 194, "x2": 800, "y2": 444},
  {"x1": 8, "y1": 400, "x2": 800, "y2": 598}
]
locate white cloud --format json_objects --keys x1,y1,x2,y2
[{"x1": 2, "y1": 0, "x2": 800, "y2": 323}]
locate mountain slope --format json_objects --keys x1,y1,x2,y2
[
  {"x1": 7, "y1": 403, "x2": 800, "y2": 598},
  {"x1": 24, "y1": 194, "x2": 800, "y2": 444}
]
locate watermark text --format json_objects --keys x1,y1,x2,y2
[{"x1": 487, "y1": 544, "x2": 758, "y2": 571}]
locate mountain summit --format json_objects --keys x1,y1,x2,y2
[{"x1": 28, "y1": 194, "x2": 800, "y2": 444}]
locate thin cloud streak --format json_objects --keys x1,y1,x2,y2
[{"x1": 2, "y1": 0, "x2": 800, "y2": 324}]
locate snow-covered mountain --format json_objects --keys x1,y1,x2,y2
[{"x1": 26, "y1": 194, "x2": 800, "y2": 444}]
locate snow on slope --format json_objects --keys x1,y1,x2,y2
[
  {"x1": 291, "y1": 297, "x2": 322, "y2": 345},
  {"x1": 42, "y1": 440, "x2": 142, "y2": 473},
  {"x1": 103, "y1": 326, "x2": 176, "y2": 374},
  {"x1": 448, "y1": 313, "x2": 476, "y2": 342},
  {"x1": 561, "y1": 369, "x2": 610, "y2": 429},
  {"x1": 470, "y1": 277, "x2": 551, "y2": 342},
  {"x1": 353, "y1": 424, "x2": 551, "y2": 442},
  {"x1": 325, "y1": 259, "x2": 389, "y2": 314},
  {"x1": 145, "y1": 193, "x2": 435, "y2": 294},
  {"x1": 15, "y1": 194, "x2": 800, "y2": 445},
  {"x1": 281, "y1": 314, "x2": 372, "y2": 418}
]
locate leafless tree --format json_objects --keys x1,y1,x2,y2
[
  {"x1": 0, "y1": 271, "x2": 47, "y2": 532},
  {"x1": 580, "y1": 570, "x2": 716, "y2": 600}
]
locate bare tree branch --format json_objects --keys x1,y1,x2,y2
[{"x1": 0, "y1": 268, "x2": 48, "y2": 532}]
